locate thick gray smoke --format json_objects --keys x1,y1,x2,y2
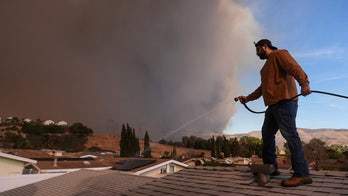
[{"x1": 0, "y1": 0, "x2": 259, "y2": 140}]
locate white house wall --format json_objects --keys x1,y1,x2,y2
[
  {"x1": 0, "y1": 157, "x2": 25, "y2": 175},
  {"x1": 0, "y1": 173, "x2": 63, "y2": 192}
]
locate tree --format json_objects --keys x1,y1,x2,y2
[
  {"x1": 21, "y1": 121, "x2": 44, "y2": 135},
  {"x1": 143, "y1": 131, "x2": 152, "y2": 158},
  {"x1": 171, "y1": 145, "x2": 177, "y2": 159},
  {"x1": 161, "y1": 151, "x2": 171, "y2": 159},
  {"x1": 303, "y1": 138, "x2": 327, "y2": 171},
  {"x1": 239, "y1": 136, "x2": 262, "y2": 157},
  {"x1": 119, "y1": 123, "x2": 140, "y2": 157},
  {"x1": 158, "y1": 138, "x2": 167, "y2": 145},
  {"x1": 43, "y1": 124, "x2": 65, "y2": 134},
  {"x1": 216, "y1": 136, "x2": 223, "y2": 158},
  {"x1": 182, "y1": 136, "x2": 209, "y2": 150},
  {"x1": 68, "y1": 122, "x2": 93, "y2": 137},
  {"x1": 230, "y1": 137, "x2": 240, "y2": 157},
  {"x1": 210, "y1": 136, "x2": 216, "y2": 158},
  {"x1": 4, "y1": 131, "x2": 27, "y2": 148},
  {"x1": 223, "y1": 136, "x2": 231, "y2": 158},
  {"x1": 120, "y1": 124, "x2": 128, "y2": 157}
]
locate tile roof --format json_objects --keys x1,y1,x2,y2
[
  {"x1": 2, "y1": 166, "x2": 348, "y2": 195},
  {"x1": 2, "y1": 149, "x2": 55, "y2": 159},
  {"x1": 114, "y1": 159, "x2": 157, "y2": 171},
  {"x1": 36, "y1": 158, "x2": 111, "y2": 170},
  {"x1": 125, "y1": 167, "x2": 348, "y2": 195},
  {"x1": 109, "y1": 158, "x2": 175, "y2": 173},
  {"x1": 0, "y1": 169, "x2": 154, "y2": 196},
  {"x1": 0, "y1": 152, "x2": 37, "y2": 164}
]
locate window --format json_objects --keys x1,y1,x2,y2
[
  {"x1": 160, "y1": 168, "x2": 167, "y2": 174},
  {"x1": 169, "y1": 165, "x2": 175, "y2": 173}
]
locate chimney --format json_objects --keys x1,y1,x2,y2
[
  {"x1": 52, "y1": 150, "x2": 58, "y2": 167},
  {"x1": 53, "y1": 157, "x2": 58, "y2": 167}
]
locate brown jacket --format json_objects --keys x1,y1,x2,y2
[{"x1": 247, "y1": 50, "x2": 309, "y2": 106}]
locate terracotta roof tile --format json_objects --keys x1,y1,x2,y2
[
  {"x1": 1, "y1": 166, "x2": 348, "y2": 195},
  {"x1": 124, "y1": 167, "x2": 348, "y2": 195},
  {"x1": 0, "y1": 169, "x2": 153, "y2": 196}
]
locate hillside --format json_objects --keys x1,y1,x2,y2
[
  {"x1": 85, "y1": 129, "x2": 348, "y2": 157},
  {"x1": 228, "y1": 128, "x2": 348, "y2": 148},
  {"x1": 85, "y1": 135, "x2": 210, "y2": 158}
]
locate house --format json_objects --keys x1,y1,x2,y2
[
  {"x1": 36, "y1": 156, "x2": 113, "y2": 174},
  {"x1": 230, "y1": 157, "x2": 251, "y2": 166},
  {"x1": 0, "y1": 152, "x2": 37, "y2": 175},
  {"x1": 43, "y1": 120, "x2": 54, "y2": 126},
  {"x1": 133, "y1": 159, "x2": 188, "y2": 178},
  {"x1": 55, "y1": 121, "x2": 68, "y2": 126},
  {"x1": 0, "y1": 173, "x2": 63, "y2": 192},
  {"x1": 22, "y1": 118, "x2": 32, "y2": 123},
  {"x1": 4, "y1": 149, "x2": 113, "y2": 174},
  {"x1": 79, "y1": 154, "x2": 97, "y2": 159},
  {"x1": 113, "y1": 159, "x2": 157, "y2": 171},
  {"x1": 46, "y1": 150, "x2": 64, "y2": 157},
  {"x1": 112, "y1": 158, "x2": 188, "y2": 178},
  {"x1": 183, "y1": 158, "x2": 204, "y2": 167}
]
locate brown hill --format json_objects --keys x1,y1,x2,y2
[
  {"x1": 228, "y1": 128, "x2": 348, "y2": 148},
  {"x1": 84, "y1": 134, "x2": 210, "y2": 158},
  {"x1": 86, "y1": 129, "x2": 348, "y2": 156}
]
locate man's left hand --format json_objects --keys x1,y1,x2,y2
[{"x1": 301, "y1": 83, "x2": 311, "y2": 96}]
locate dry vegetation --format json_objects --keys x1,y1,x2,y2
[{"x1": 85, "y1": 134, "x2": 210, "y2": 158}]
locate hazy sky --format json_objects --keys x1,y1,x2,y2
[
  {"x1": 0, "y1": 0, "x2": 260, "y2": 140},
  {"x1": 1, "y1": 0, "x2": 347, "y2": 141}
]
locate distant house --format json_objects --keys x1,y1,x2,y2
[
  {"x1": 228, "y1": 157, "x2": 251, "y2": 166},
  {"x1": 23, "y1": 118, "x2": 32, "y2": 123},
  {"x1": 47, "y1": 150, "x2": 64, "y2": 157},
  {"x1": 36, "y1": 155, "x2": 112, "y2": 174},
  {"x1": 183, "y1": 158, "x2": 204, "y2": 167},
  {"x1": 133, "y1": 159, "x2": 188, "y2": 178},
  {"x1": 0, "y1": 152, "x2": 37, "y2": 175},
  {"x1": 5, "y1": 117, "x2": 17, "y2": 124},
  {"x1": 43, "y1": 120, "x2": 55, "y2": 126},
  {"x1": 80, "y1": 155, "x2": 98, "y2": 159},
  {"x1": 4, "y1": 150, "x2": 113, "y2": 175},
  {"x1": 55, "y1": 121, "x2": 68, "y2": 126}
]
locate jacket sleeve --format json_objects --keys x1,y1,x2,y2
[
  {"x1": 277, "y1": 50, "x2": 310, "y2": 86},
  {"x1": 247, "y1": 85, "x2": 262, "y2": 101}
]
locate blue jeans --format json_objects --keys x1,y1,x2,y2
[{"x1": 262, "y1": 100, "x2": 310, "y2": 177}]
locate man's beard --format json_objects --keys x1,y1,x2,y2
[{"x1": 258, "y1": 49, "x2": 267, "y2": 60}]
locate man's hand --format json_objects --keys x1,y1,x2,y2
[
  {"x1": 301, "y1": 83, "x2": 311, "y2": 96},
  {"x1": 234, "y1": 96, "x2": 249, "y2": 104}
]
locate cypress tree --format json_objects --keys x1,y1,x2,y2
[
  {"x1": 171, "y1": 145, "x2": 177, "y2": 159},
  {"x1": 120, "y1": 124, "x2": 127, "y2": 157},
  {"x1": 211, "y1": 136, "x2": 216, "y2": 158},
  {"x1": 143, "y1": 131, "x2": 152, "y2": 158},
  {"x1": 136, "y1": 136, "x2": 140, "y2": 156},
  {"x1": 223, "y1": 136, "x2": 231, "y2": 158},
  {"x1": 120, "y1": 123, "x2": 140, "y2": 157},
  {"x1": 216, "y1": 136, "x2": 222, "y2": 158}
]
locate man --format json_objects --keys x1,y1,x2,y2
[{"x1": 236, "y1": 39, "x2": 312, "y2": 187}]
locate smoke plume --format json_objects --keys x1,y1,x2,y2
[{"x1": 0, "y1": 0, "x2": 259, "y2": 140}]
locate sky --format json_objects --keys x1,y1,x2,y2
[
  {"x1": 225, "y1": 0, "x2": 348, "y2": 134},
  {"x1": 0, "y1": 0, "x2": 347, "y2": 141}
]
